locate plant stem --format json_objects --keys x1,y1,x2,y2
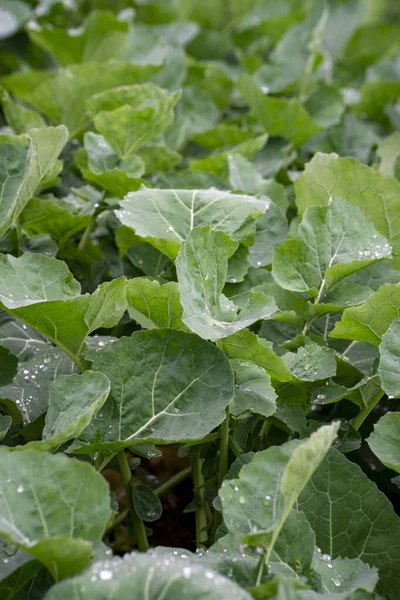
[
  {"x1": 192, "y1": 453, "x2": 208, "y2": 547},
  {"x1": 218, "y1": 409, "x2": 230, "y2": 489},
  {"x1": 116, "y1": 450, "x2": 149, "y2": 552},
  {"x1": 78, "y1": 218, "x2": 95, "y2": 251},
  {"x1": 259, "y1": 420, "x2": 271, "y2": 441},
  {"x1": 351, "y1": 390, "x2": 385, "y2": 431}
]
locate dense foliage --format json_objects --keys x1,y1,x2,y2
[{"x1": 0, "y1": 0, "x2": 400, "y2": 598}]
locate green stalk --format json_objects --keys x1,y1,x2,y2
[
  {"x1": 116, "y1": 450, "x2": 149, "y2": 552},
  {"x1": 218, "y1": 409, "x2": 230, "y2": 489},
  {"x1": 193, "y1": 454, "x2": 208, "y2": 547},
  {"x1": 78, "y1": 218, "x2": 95, "y2": 252},
  {"x1": 351, "y1": 390, "x2": 385, "y2": 431}
]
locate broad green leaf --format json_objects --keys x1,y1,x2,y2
[
  {"x1": 0, "y1": 448, "x2": 111, "y2": 579},
  {"x1": 282, "y1": 342, "x2": 336, "y2": 382},
  {"x1": 0, "y1": 126, "x2": 68, "y2": 238},
  {"x1": 176, "y1": 228, "x2": 277, "y2": 341},
  {"x1": 0, "y1": 345, "x2": 18, "y2": 386},
  {"x1": 0, "y1": 258, "x2": 128, "y2": 366},
  {"x1": 21, "y1": 371, "x2": 110, "y2": 452},
  {"x1": 44, "y1": 548, "x2": 253, "y2": 600},
  {"x1": 272, "y1": 197, "x2": 391, "y2": 295},
  {"x1": 356, "y1": 80, "x2": 400, "y2": 125},
  {"x1": 126, "y1": 279, "x2": 186, "y2": 331},
  {"x1": 0, "y1": 254, "x2": 80, "y2": 308},
  {"x1": 20, "y1": 198, "x2": 91, "y2": 244},
  {"x1": 378, "y1": 318, "x2": 400, "y2": 397},
  {"x1": 0, "y1": 318, "x2": 75, "y2": 425},
  {"x1": 330, "y1": 283, "x2": 400, "y2": 346},
  {"x1": 80, "y1": 329, "x2": 234, "y2": 447},
  {"x1": 1, "y1": 92, "x2": 46, "y2": 134},
  {"x1": 304, "y1": 85, "x2": 345, "y2": 129},
  {"x1": 126, "y1": 244, "x2": 173, "y2": 279},
  {"x1": 295, "y1": 153, "x2": 400, "y2": 261},
  {"x1": 219, "y1": 330, "x2": 293, "y2": 382},
  {"x1": 367, "y1": 413, "x2": 400, "y2": 474},
  {"x1": 220, "y1": 423, "x2": 338, "y2": 550},
  {"x1": 2, "y1": 62, "x2": 160, "y2": 138},
  {"x1": 116, "y1": 188, "x2": 269, "y2": 259},
  {"x1": 27, "y1": 11, "x2": 130, "y2": 66},
  {"x1": 230, "y1": 360, "x2": 277, "y2": 418},
  {"x1": 237, "y1": 75, "x2": 321, "y2": 147},
  {"x1": 298, "y1": 449, "x2": 400, "y2": 600},
  {"x1": 88, "y1": 85, "x2": 181, "y2": 159},
  {"x1": 0, "y1": 0, "x2": 31, "y2": 39},
  {"x1": 131, "y1": 485, "x2": 162, "y2": 522}
]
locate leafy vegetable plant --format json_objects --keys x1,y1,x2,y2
[{"x1": 0, "y1": 0, "x2": 400, "y2": 598}]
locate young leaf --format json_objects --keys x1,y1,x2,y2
[
  {"x1": 272, "y1": 197, "x2": 391, "y2": 296},
  {"x1": 282, "y1": 342, "x2": 337, "y2": 382},
  {"x1": 176, "y1": 227, "x2": 277, "y2": 341},
  {"x1": 21, "y1": 371, "x2": 110, "y2": 452},
  {"x1": 330, "y1": 283, "x2": 400, "y2": 346},
  {"x1": 0, "y1": 415, "x2": 12, "y2": 441},
  {"x1": 219, "y1": 423, "x2": 338, "y2": 550},
  {"x1": 80, "y1": 329, "x2": 234, "y2": 447},
  {"x1": 116, "y1": 188, "x2": 269, "y2": 259},
  {"x1": 0, "y1": 449, "x2": 111, "y2": 579},
  {"x1": 367, "y1": 413, "x2": 400, "y2": 474},
  {"x1": 295, "y1": 153, "x2": 400, "y2": 261},
  {"x1": 0, "y1": 126, "x2": 68, "y2": 238},
  {"x1": 131, "y1": 485, "x2": 162, "y2": 522},
  {"x1": 126, "y1": 279, "x2": 187, "y2": 331},
  {"x1": 230, "y1": 360, "x2": 277, "y2": 418}
]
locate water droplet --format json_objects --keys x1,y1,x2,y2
[
  {"x1": 168, "y1": 225, "x2": 174, "y2": 232},
  {"x1": 332, "y1": 578, "x2": 341, "y2": 587},
  {"x1": 183, "y1": 567, "x2": 191, "y2": 577},
  {"x1": 238, "y1": 496, "x2": 245, "y2": 504},
  {"x1": 99, "y1": 569, "x2": 113, "y2": 581},
  {"x1": 256, "y1": 261, "x2": 262, "y2": 266},
  {"x1": 317, "y1": 394, "x2": 326, "y2": 401},
  {"x1": 17, "y1": 485, "x2": 24, "y2": 493},
  {"x1": 229, "y1": 278, "x2": 237, "y2": 283}
]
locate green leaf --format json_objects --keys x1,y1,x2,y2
[
  {"x1": 237, "y1": 75, "x2": 321, "y2": 147},
  {"x1": 298, "y1": 449, "x2": 400, "y2": 600},
  {"x1": 0, "y1": 448, "x2": 111, "y2": 579},
  {"x1": 272, "y1": 197, "x2": 391, "y2": 295},
  {"x1": 295, "y1": 153, "x2": 400, "y2": 262},
  {"x1": 20, "y1": 198, "x2": 91, "y2": 244},
  {"x1": 330, "y1": 283, "x2": 400, "y2": 346},
  {"x1": 312, "y1": 551, "x2": 379, "y2": 596},
  {"x1": 0, "y1": 318, "x2": 75, "y2": 425},
  {"x1": 176, "y1": 227, "x2": 277, "y2": 341},
  {"x1": 367, "y1": 413, "x2": 400, "y2": 474},
  {"x1": 2, "y1": 62, "x2": 160, "y2": 139},
  {"x1": 220, "y1": 423, "x2": 338, "y2": 550},
  {"x1": 1, "y1": 92, "x2": 46, "y2": 134},
  {"x1": 0, "y1": 0, "x2": 31, "y2": 39},
  {"x1": 378, "y1": 318, "x2": 400, "y2": 398},
  {"x1": 20, "y1": 371, "x2": 110, "y2": 452},
  {"x1": 88, "y1": 85, "x2": 181, "y2": 159},
  {"x1": 219, "y1": 330, "x2": 293, "y2": 382},
  {"x1": 0, "y1": 126, "x2": 68, "y2": 238},
  {"x1": 0, "y1": 345, "x2": 18, "y2": 386},
  {"x1": 131, "y1": 485, "x2": 162, "y2": 522},
  {"x1": 126, "y1": 278, "x2": 186, "y2": 331},
  {"x1": 80, "y1": 329, "x2": 234, "y2": 447},
  {"x1": 282, "y1": 342, "x2": 337, "y2": 382},
  {"x1": 377, "y1": 131, "x2": 400, "y2": 178},
  {"x1": 27, "y1": 11, "x2": 130, "y2": 66},
  {"x1": 254, "y1": 6, "x2": 326, "y2": 93},
  {"x1": 0, "y1": 415, "x2": 12, "y2": 441},
  {"x1": 44, "y1": 548, "x2": 253, "y2": 600},
  {"x1": 230, "y1": 360, "x2": 277, "y2": 418},
  {"x1": 116, "y1": 188, "x2": 269, "y2": 259}
]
